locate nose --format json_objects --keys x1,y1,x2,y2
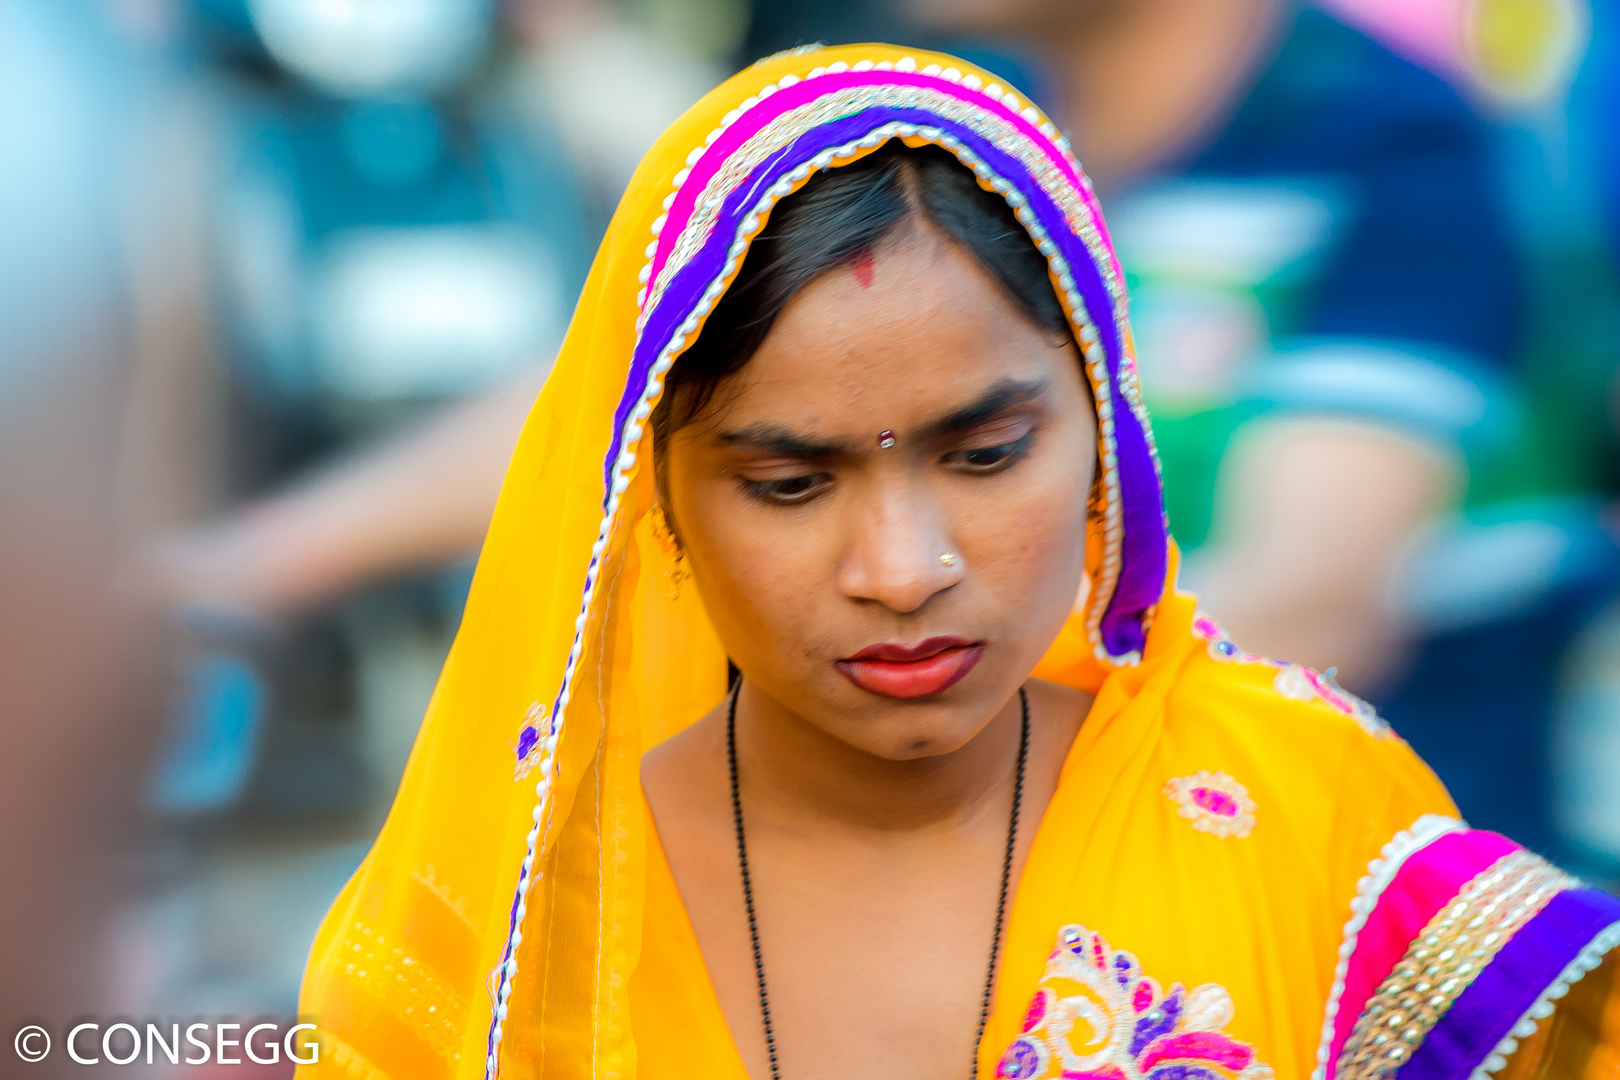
[{"x1": 836, "y1": 481, "x2": 963, "y2": 613}]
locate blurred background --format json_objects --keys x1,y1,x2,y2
[{"x1": 3, "y1": 0, "x2": 1618, "y2": 1072}]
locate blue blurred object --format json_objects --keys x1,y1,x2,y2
[
  {"x1": 1586, "y1": 1, "x2": 1620, "y2": 255},
  {"x1": 1115, "y1": 6, "x2": 1523, "y2": 447},
  {"x1": 1109, "y1": 8, "x2": 1526, "y2": 567},
  {"x1": 216, "y1": 87, "x2": 589, "y2": 413},
  {"x1": 1184, "y1": 8, "x2": 1522, "y2": 369},
  {"x1": 1381, "y1": 501, "x2": 1620, "y2": 860},
  {"x1": 197, "y1": 0, "x2": 592, "y2": 493},
  {"x1": 148, "y1": 652, "x2": 269, "y2": 813}
]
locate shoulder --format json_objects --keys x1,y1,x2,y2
[
  {"x1": 1154, "y1": 613, "x2": 1455, "y2": 848},
  {"x1": 1169, "y1": 612, "x2": 1396, "y2": 747}
]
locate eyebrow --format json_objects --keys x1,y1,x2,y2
[
  {"x1": 714, "y1": 377, "x2": 1051, "y2": 458},
  {"x1": 715, "y1": 424, "x2": 852, "y2": 459},
  {"x1": 921, "y1": 378, "x2": 1050, "y2": 439}
]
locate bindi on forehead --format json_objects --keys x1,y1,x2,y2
[{"x1": 849, "y1": 247, "x2": 875, "y2": 289}]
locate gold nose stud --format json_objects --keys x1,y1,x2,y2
[{"x1": 939, "y1": 552, "x2": 958, "y2": 567}]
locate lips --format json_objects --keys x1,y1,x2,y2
[{"x1": 835, "y1": 636, "x2": 984, "y2": 699}]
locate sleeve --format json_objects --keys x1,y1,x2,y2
[
  {"x1": 1316, "y1": 728, "x2": 1620, "y2": 1080},
  {"x1": 1497, "y1": 949, "x2": 1620, "y2": 1080}
]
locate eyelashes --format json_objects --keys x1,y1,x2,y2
[
  {"x1": 740, "y1": 473, "x2": 831, "y2": 505},
  {"x1": 947, "y1": 429, "x2": 1034, "y2": 471},
  {"x1": 738, "y1": 429, "x2": 1036, "y2": 506}
]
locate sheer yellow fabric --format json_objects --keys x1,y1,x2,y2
[
  {"x1": 293, "y1": 41, "x2": 1618, "y2": 1080},
  {"x1": 297, "y1": 44, "x2": 1110, "y2": 1080}
]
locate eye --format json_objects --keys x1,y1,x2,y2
[
  {"x1": 741, "y1": 473, "x2": 832, "y2": 505},
  {"x1": 947, "y1": 430, "x2": 1034, "y2": 473}
]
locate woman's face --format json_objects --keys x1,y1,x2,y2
[{"x1": 662, "y1": 221, "x2": 1096, "y2": 760}]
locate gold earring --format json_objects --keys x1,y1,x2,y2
[
  {"x1": 939, "y1": 552, "x2": 958, "y2": 567},
  {"x1": 667, "y1": 555, "x2": 690, "y2": 599},
  {"x1": 652, "y1": 506, "x2": 690, "y2": 598}
]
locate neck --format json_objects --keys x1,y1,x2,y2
[
  {"x1": 1041, "y1": 0, "x2": 1283, "y2": 184},
  {"x1": 731, "y1": 680, "x2": 1026, "y2": 837}
]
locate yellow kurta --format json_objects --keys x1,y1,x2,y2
[{"x1": 631, "y1": 591, "x2": 1453, "y2": 1079}]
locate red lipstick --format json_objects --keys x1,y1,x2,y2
[{"x1": 835, "y1": 636, "x2": 984, "y2": 699}]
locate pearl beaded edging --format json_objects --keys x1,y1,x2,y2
[
  {"x1": 1467, "y1": 917, "x2": 1620, "y2": 1079},
  {"x1": 1311, "y1": 813, "x2": 1465, "y2": 1080}
]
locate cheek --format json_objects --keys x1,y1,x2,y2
[
  {"x1": 957, "y1": 445, "x2": 1092, "y2": 615},
  {"x1": 677, "y1": 479, "x2": 828, "y2": 655}
]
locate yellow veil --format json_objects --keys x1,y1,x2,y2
[{"x1": 297, "y1": 43, "x2": 1172, "y2": 1080}]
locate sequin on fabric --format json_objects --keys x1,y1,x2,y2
[
  {"x1": 997, "y1": 925, "x2": 1275, "y2": 1080},
  {"x1": 1164, "y1": 771, "x2": 1257, "y2": 839},
  {"x1": 1191, "y1": 614, "x2": 1281, "y2": 667},
  {"x1": 336, "y1": 921, "x2": 466, "y2": 1062},
  {"x1": 513, "y1": 701, "x2": 547, "y2": 781},
  {"x1": 1190, "y1": 614, "x2": 1390, "y2": 739},
  {"x1": 1333, "y1": 850, "x2": 1575, "y2": 1080},
  {"x1": 1272, "y1": 667, "x2": 1388, "y2": 739}
]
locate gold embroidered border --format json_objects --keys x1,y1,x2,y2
[
  {"x1": 1335, "y1": 850, "x2": 1574, "y2": 1080},
  {"x1": 646, "y1": 81, "x2": 1114, "y2": 324}
]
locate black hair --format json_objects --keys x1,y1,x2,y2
[{"x1": 650, "y1": 142, "x2": 1075, "y2": 486}]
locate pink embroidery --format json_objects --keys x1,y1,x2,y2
[
  {"x1": 997, "y1": 926, "x2": 1273, "y2": 1080},
  {"x1": 1190, "y1": 614, "x2": 1279, "y2": 667},
  {"x1": 1139, "y1": 1031, "x2": 1254, "y2": 1072},
  {"x1": 1023, "y1": 987, "x2": 1054, "y2": 1033},
  {"x1": 1272, "y1": 665, "x2": 1389, "y2": 738},
  {"x1": 1194, "y1": 612, "x2": 1392, "y2": 739},
  {"x1": 1163, "y1": 771, "x2": 1257, "y2": 839}
]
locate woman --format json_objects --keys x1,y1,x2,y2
[{"x1": 296, "y1": 45, "x2": 1620, "y2": 1080}]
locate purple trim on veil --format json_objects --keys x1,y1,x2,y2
[
  {"x1": 612, "y1": 102, "x2": 1166, "y2": 659},
  {"x1": 1401, "y1": 886, "x2": 1620, "y2": 1080}
]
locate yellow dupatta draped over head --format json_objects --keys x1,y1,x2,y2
[
  {"x1": 297, "y1": 43, "x2": 1170, "y2": 1080},
  {"x1": 298, "y1": 43, "x2": 1620, "y2": 1080}
]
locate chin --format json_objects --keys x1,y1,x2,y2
[{"x1": 842, "y1": 701, "x2": 996, "y2": 762}]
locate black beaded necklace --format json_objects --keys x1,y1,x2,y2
[{"x1": 726, "y1": 682, "x2": 1030, "y2": 1080}]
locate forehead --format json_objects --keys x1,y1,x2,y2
[{"x1": 705, "y1": 229, "x2": 1078, "y2": 432}]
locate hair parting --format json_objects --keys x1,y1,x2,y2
[{"x1": 649, "y1": 142, "x2": 1078, "y2": 503}]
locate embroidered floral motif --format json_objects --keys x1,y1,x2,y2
[
  {"x1": 1164, "y1": 771, "x2": 1257, "y2": 839},
  {"x1": 1271, "y1": 667, "x2": 1389, "y2": 739},
  {"x1": 998, "y1": 925, "x2": 1274, "y2": 1080},
  {"x1": 1192, "y1": 613, "x2": 1391, "y2": 740},
  {"x1": 513, "y1": 702, "x2": 547, "y2": 781}
]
